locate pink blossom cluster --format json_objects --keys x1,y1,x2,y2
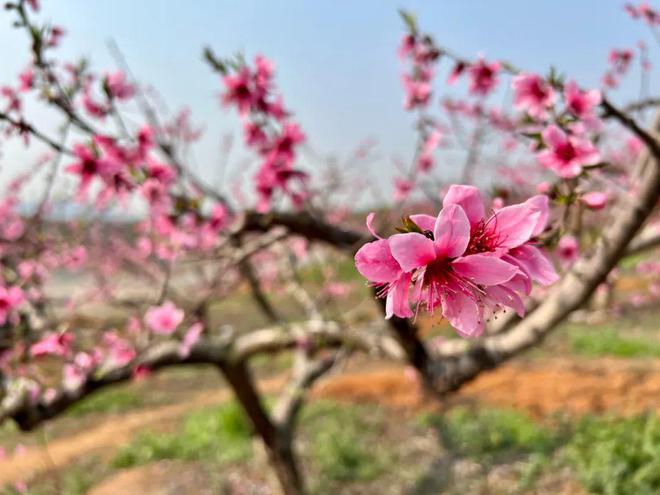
[
  {"x1": 355, "y1": 185, "x2": 558, "y2": 337},
  {"x1": 398, "y1": 32, "x2": 440, "y2": 110},
  {"x1": 446, "y1": 57, "x2": 501, "y2": 97},
  {"x1": 625, "y1": 1, "x2": 660, "y2": 25},
  {"x1": 509, "y1": 73, "x2": 603, "y2": 178},
  {"x1": 221, "y1": 55, "x2": 308, "y2": 212},
  {"x1": 82, "y1": 70, "x2": 135, "y2": 119},
  {"x1": 603, "y1": 48, "x2": 635, "y2": 88}
]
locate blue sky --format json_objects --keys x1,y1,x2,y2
[{"x1": 0, "y1": 0, "x2": 656, "y2": 199}]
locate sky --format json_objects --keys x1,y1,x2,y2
[{"x1": 0, "y1": 0, "x2": 656, "y2": 203}]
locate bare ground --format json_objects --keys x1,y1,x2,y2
[{"x1": 4, "y1": 357, "x2": 660, "y2": 489}]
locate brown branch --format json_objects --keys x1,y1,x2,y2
[
  {"x1": 625, "y1": 231, "x2": 660, "y2": 257},
  {"x1": 0, "y1": 112, "x2": 73, "y2": 156},
  {"x1": 1, "y1": 320, "x2": 401, "y2": 430},
  {"x1": 239, "y1": 211, "x2": 368, "y2": 253},
  {"x1": 601, "y1": 97, "x2": 660, "y2": 159}
]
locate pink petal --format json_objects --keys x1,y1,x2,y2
[
  {"x1": 385, "y1": 272, "x2": 413, "y2": 319},
  {"x1": 433, "y1": 204, "x2": 470, "y2": 258},
  {"x1": 366, "y1": 212, "x2": 380, "y2": 238},
  {"x1": 510, "y1": 245, "x2": 559, "y2": 286},
  {"x1": 486, "y1": 285, "x2": 525, "y2": 317},
  {"x1": 541, "y1": 125, "x2": 566, "y2": 148},
  {"x1": 452, "y1": 254, "x2": 518, "y2": 286},
  {"x1": 524, "y1": 195, "x2": 550, "y2": 237},
  {"x1": 409, "y1": 214, "x2": 436, "y2": 232},
  {"x1": 390, "y1": 233, "x2": 436, "y2": 272},
  {"x1": 355, "y1": 239, "x2": 401, "y2": 283},
  {"x1": 487, "y1": 204, "x2": 541, "y2": 248},
  {"x1": 581, "y1": 191, "x2": 608, "y2": 210},
  {"x1": 442, "y1": 185, "x2": 485, "y2": 225},
  {"x1": 441, "y1": 291, "x2": 484, "y2": 338}
]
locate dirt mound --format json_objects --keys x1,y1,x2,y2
[{"x1": 315, "y1": 359, "x2": 660, "y2": 417}]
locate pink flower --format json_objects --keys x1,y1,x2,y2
[
  {"x1": 356, "y1": 186, "x2": 559, "y2": 336},
  {"x1": 360, "y1": 186, "x2": 557, "y2": 338},
  {"x1": 626, "y1": 2, "x2": 660, "y2": 25},
  {"x1": 441, "y1": 185, "x2": 558, "y2": 291},
  {"x1": 144, "y1": 301, "x2": 184, "y2": 335},
  {"x1": 47, "y1": 26, "x2": 65, "y2": 47},
  {"x1": 355, "y1": 239, "x2": 413, "y2": 320},
  {"x1": 563, "y1": 81, "x2": 601, "y2": 119},
  {"x1": 609, "y1": 49, "x2": 634, "y2": 74},
  {"x1": 447, "y1": 61, "x2": 466, "y2": 85},
  {"x1": 105, "y1": 71, "x2": 135, "y2": 100},
  {"x1": 581, "y1": 191, "x2": 608, "y2": 210},
  {"x1": 179, "y1": 322, "x2": 204, "y2": 358},
  {"x1": 18, "y1": 68, "x2": 34, "y2": 92},
  {"x1": 222, "y1": 68, "x2": 254, "y2": 114},
  {"x1": 536, "y1": 181, "x2": 552, "y2": 195},
  {"x1": 133, "y1": 364, "x2": 151, "y2": 380},
  {"x1": 511, "y1": 73, "x2": 555, "y2": 120},
  {"x1": 103, "y1": 332, "x2": 136, "y2": 366},
  {"x1": 30, "y1": 332, "x2": 74, "y2": 358},
  {"x1": 0, "y1": 286, "x2": 25, "y2": 325},
  {"x1": 536, "y1": 125, "x2": 600, "y2": 178},
  {"x1": 393, "y1": 178, "x2": 413, "y2": 201},
  {"x1": 65, "y1": 143, "x2": 113, "y2": 195},
  {"x1": 417, "y1": 129, "x2": 443, "y2": 172},
  {"x1": 82, "y1": 90, "x2": 108, "y2": 119},
  {"x1": 324, "y1": 282, "x2": 352, "y2": 298},
  {"x1": 402, "y1": 74, "x2": 432, "y2": 110},
  {"x1": 557, "y1": 234, "x2": 579, "y2": 267},
  {"x1": 387, "y1": 205, "x2": 517, "y2": 336},
  {"x1": 468, "y1": 59, "x2": 500, "y2": 96}
]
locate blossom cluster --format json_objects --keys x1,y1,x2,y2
[
  {"x1": 355, "y1": 185, "x2": 558, "y2": 337},
  {"x1": 221, "y1": 55, "x2": 308, "y2": 212},
  {"x1": 398, "y1": 30, "x2": 440, "y2": 110}
]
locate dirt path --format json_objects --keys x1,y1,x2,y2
[
  {"x1": 0, "y1": 377, "x2": 286, "y2": 486},
  {"x1": 4, "y1": 358, "x2": 660, "y2": 486}
]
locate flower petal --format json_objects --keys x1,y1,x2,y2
[
  {"x1": 441, "y1": 291, "x2": 484, "y2": 338},
  {"x1": 385, "y1": 272, "x2": 413, "y2": 319},
  {"x1": 390, "y1": 233, "x2": 436, "y2": 272},
  {"x1": 541, "y1": 125, "x2": 565, "y2": 148},
  {"x1": 487, "y1": 204, "x2": 540, "y2": 248},
  {"x1": 355, "y1": 239, "x2": 401, "y2": 283},
  {"x1": 486, "y1": 285, "x2": 525, "y2": 317},
  {"x1": 433, "y1": 204, "x2": 470, "y2": 258},
  {"x1": 365, "y1": 212, "x2": 380, "y2": 238},
  {"x1": 442, "y1": 185, "x2": 485, "y2": 225},
  {"x1": 409, "y1": 214, "x2": 436, "y2": 232},
  {"x1": 510, "y1": 245, "x2": 559, "y2": 286},
  {"x1": 452, "y1": 253, "x2": 518, "y2": 286},
  {"x1": 524, "y1": 195, "x2": 550, "y2": 237}
]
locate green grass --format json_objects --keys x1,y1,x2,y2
[
  {"x1": 566, "y1": 414, "x2": 660, "y2": 495},
  {"x1": 112, "y1": 401, "x2": 252, "y2": 468},
  {"x1": 1, "y1": 455, "x2": 109, "y2": 495},
  {"x1": 570, "y1": 329, "x2": 660, "y2": 358},
  {"x1": 303, "y1": 402, "x2": 389, "y2": 486},
  {"x1": 66, "y1": 387, "x2": 144, "y2": 417},
  {"x1": 422, "y1": 406, "x2": 560, "y2": 463}
]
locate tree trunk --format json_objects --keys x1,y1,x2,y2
[{"x1": 219, "y1": 360, "x2": 306, "y2": 495}]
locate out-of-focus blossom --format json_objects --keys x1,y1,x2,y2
[
  {"x1": 537, "y1": 125, "x2": 600, "y2": 178},
  {"x1": 511, "y1": 72, "x2": 555, "y2": 120},
  {"x1": 144, "y1": 301, "x2": 185, "y2": 335}
]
